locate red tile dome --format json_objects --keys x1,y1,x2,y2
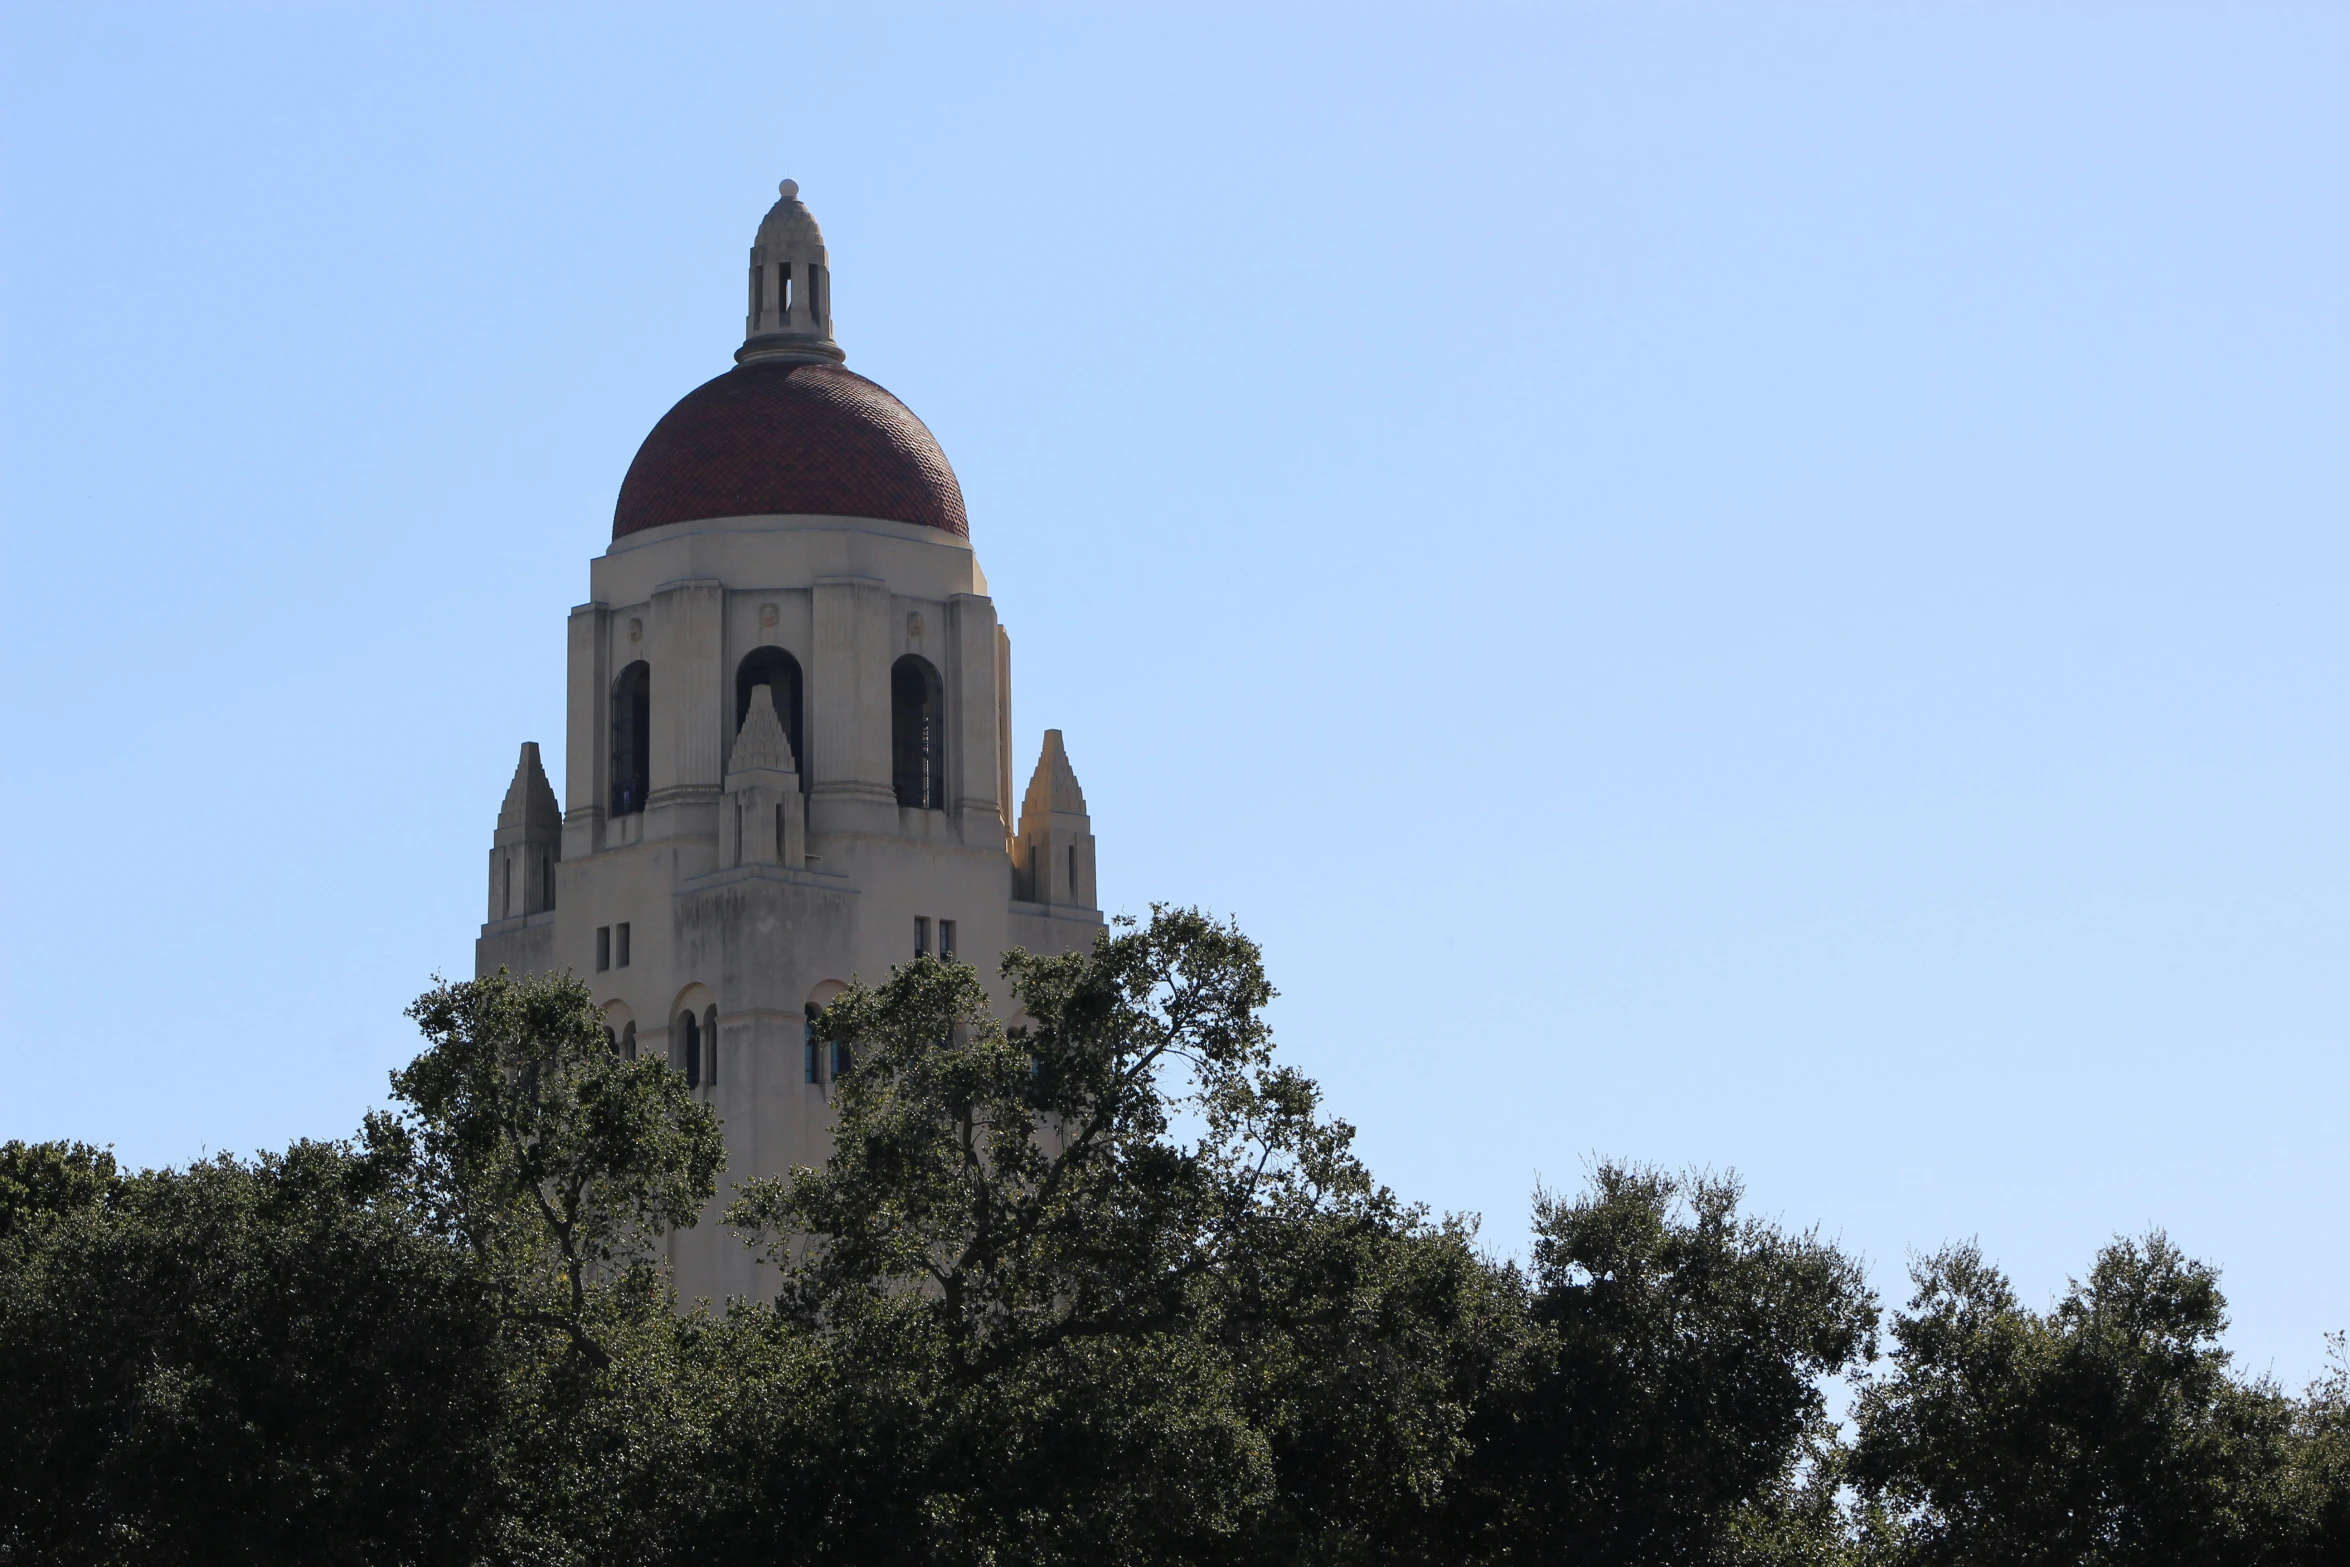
[{"x1": 612, "y1": 360, "x2": 967, "y2": 541}]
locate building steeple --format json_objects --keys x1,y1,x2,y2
[
  {"x1": 488, "y1": 741, "x2": 561, "y2": 921},
  {"x1": 1013, "y1": 730, "x2": 1097, "y2": 909},
  {"x1": 738, "y1": 179, "x2": 844, "y2": 366}
]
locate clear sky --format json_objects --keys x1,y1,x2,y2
[{"x1": 4, "y1": 4, "x2": 2344, "y2": 1385}]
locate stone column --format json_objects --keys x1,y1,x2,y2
[
  {"x1": 809, "y1": 575, "x2": 895, "y2": 834},
  {"x1": 949, "y1": 592, "x2": 1003, "y2": 845},
  {"x1": 649, "y1": 579, "x2": 724, "y2": 811},
  {"x1": 563, "y1": 602, "x2": 606, "y2": 859}
]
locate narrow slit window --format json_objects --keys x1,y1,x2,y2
[
  {"x1": 779, "y1": 262, "x2": 793, "y2": 320},
  {"x1": 596, "y1": 926, "x2": 611, "y2": 972},
  {"x1": 803, "y1": 1006, "x2": 820, "y2": 1084},
  {"x1": 704, "y1": 1006, "x2": 719, "y2": 1086},
  {"x1": 679, "y1": 1011, "x2": 701, "y2": 1088},
  {"x1": 914, "y1": 916, "x2": 930, "y2": 957},
  {"x1": 940, "y1": 920, "x2": 957, "y2": 960},
  {"x1": 615, "y1": 922, "x2": 631, "y2": 968},
  {"x1": 621, "y1": 1021, "x2": 637, "y2": 1061},
  {"x1": 775, "y1": 802, "x2": 786, "y2": 860}
]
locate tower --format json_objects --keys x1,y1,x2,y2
[{"x1": 475, "y1": 181, "x2": 1104, "y2": 1304}]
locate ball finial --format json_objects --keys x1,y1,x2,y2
[{"x1": 778, "y1": 178, "x2": 800, "y2": 200}]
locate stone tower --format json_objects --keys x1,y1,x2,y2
[{"x1": 475, "y1": 181, "x2": 1104, "y2": 1305}]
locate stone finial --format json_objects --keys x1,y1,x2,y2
[
  {"x1": 1019, "y1": 729, "x2": 1089, "y2": 821},
  {"x1": 496, "y1": 741, "x2": 561, "y2": 834},
  {"x1": 740, "y1": 179, "x2": 843, "y2": 365},
  {"x1": 728, "y1": 685, "x2": 799, "y2": 777}
]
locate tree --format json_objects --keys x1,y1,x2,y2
[
  {"x1": 1847, "y1": 1232, "x2": 2320, "y2": 1567},
  {"x1": 387, "y1": 969, "x2": 736, "y2": 1565},
  {"x1": 0, "y1": 970, "x2": 736, "y2": 1567},
  {"x1": 1435, "y1": 1163, "x2": 1878, "y2": 1567},
  {"x1": 0, "y1": 1135, "x2": 507, "y2": 1566},
  {"x1": 713, "y1": 907, "x2": 1501, "y2": 1567},
  {"x1": 393, "y1": 969, "x2": 726, "y2": 1369}
]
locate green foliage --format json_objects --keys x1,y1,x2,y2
[
  {"x1": 394, "y1": 969, "x2": 726, "y2": 1368},
  {"x1": 1848, "y1": 1232, "x2": 2330, "y2": 1566},
  {"x1": 0, "y1": 969, "x2": 734, "y2": 1567},
  {"x1": 4, "y1": 925, "x2": 2344, "y2": 1566},
  {"x1": 0, "y1": 1138, "x2": 119, "y2": 1240},
  {"x1": 0, "y1": 1135, "x2": 505, "y2": 1566},
  {"x1": 1437, "y1": 1163, "x2": 1880, "y2": 1567},
  {"x1": 720, "y1": 906, "x2": 1493, "y2": 1564}
]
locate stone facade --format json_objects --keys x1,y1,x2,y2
[{"x1": 476, "y1": 182, "x2": 1102, "y2": 1306}]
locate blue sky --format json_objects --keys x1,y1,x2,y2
[{"x1": 4, "y1": 3, "x2": 2345, "y2": 1384}]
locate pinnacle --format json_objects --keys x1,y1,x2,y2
[{"x1": 729, "y1": 685, "x2": 799, "y2": 776}]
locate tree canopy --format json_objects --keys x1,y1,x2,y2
[{"x1": 2, "y1": 908, "x2": 2341, "y2": 1566}]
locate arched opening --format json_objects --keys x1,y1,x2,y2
[
  {"x1": 703, "y1": 1005, "x2": 719, "y2": 1086},
  {"x1": 891, "y1": 655, "x2": 945, "y2": 810},
  {"x1": 805, "y1": 980, "x2": 848, "y2": 1085},
  {"x1": 611, "y1": 660, "x2": 651, "y2": 816},
  {"x1": 677, "y1": 1010, "x2": 701, "y2": 1088},
  {"x1": 620, "y1": 1021, "x2": 637, "y2": 1061},
  {"x1": 734, "y1": 646, "x2": 805, "y2": 783}
]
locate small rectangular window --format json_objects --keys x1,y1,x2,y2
[
  {"x1": 615, "y1": 922, "x2": 631, "y2": 968},
  {"x1": 939, "y1": 919, "x2": 956, "y2": 960},
  {"x1": 595, "y1": 926, "x2": 611, "y2": 972},
  {"x1": 914, "y1": 915, "x2": 930, "y2": 957}
]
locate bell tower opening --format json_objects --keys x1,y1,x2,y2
[
  {"x1": 611, "y1": 660, "x2": 650, "y2": 816},
  {"x1": 734, "y1": 647, "x2": 805, "y2": 786},
  {"x1": 891, "y1": 655, "x2": 944, "y2": 810}
]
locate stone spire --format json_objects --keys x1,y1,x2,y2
[
  {"x1": 1013, "y1": 730, "x2": 1096, "y2": 908},
  {"x1": 488, "y1": 742, "x2": 561, "y2": 922},
  {"x1": 1019, "y1": 729, "x2": 1089, "y2": 820},
  {"x1": 496, "y1": 741, "x2": 561, "y2": 835},
  {"x1": 738, "y1": 178, "x2": 844, "y2": 366},
  {"x1": 723, "y1": 686, "x2": 806, "y2": 870},
  {"x1": 727, "y1": 685, "x2": 799, "y2": 778}
]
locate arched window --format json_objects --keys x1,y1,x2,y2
[
  {"x1": 678, "y1": 1010, "x2": 701, "y2": 1088},
  {"x1": 891, "y1": 655, "x2": 945, "y2": 810},
  {"x1": 703, "y1": 1006, "x2": 719, "y2": 1086},
  {"x1": 621, "y1": 1021, "x2": 638, "y2": 1061},
  {"x1": 734, "y1": 647, "x2": 805, "y2": 784},
  {"x1": 611, "y1": 660, "x2": 651, "y2": 816}
]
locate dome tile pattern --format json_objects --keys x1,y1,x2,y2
[{"x1": 613, "y1": 361, "x2": 967, "y2": 540}]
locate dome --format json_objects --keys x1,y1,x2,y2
[{"x1": 612, "y1": 360, "x2": 968, "y2": 541}]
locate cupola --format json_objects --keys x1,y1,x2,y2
[{"x1": 738, "y1": 179, "x2": 842, "y2": 366}]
